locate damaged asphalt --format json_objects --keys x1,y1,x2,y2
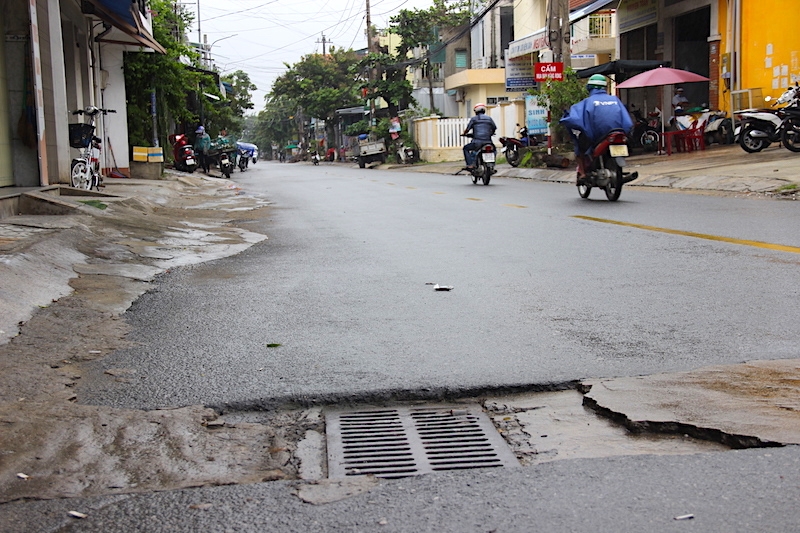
[{"x1": 0, "y1": 145, "x2": 799, "y2": 528}]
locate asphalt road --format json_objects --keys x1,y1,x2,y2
[{"x1": 79, "y1": 161, "x2": 800, "y2": 412}]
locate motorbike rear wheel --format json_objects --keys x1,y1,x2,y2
[
  {"x1": 482, "y1": 164, "x2": 492, "y2": 185},
  {"x1": 781, "y1": 119, "x2": 800, "y2": 152},
  {"x1": 739, "y1": 125, "x2": 770, "y2": 153},
  {"x1": 604, "y1": 170, "x2": 623, "y2": 201},
  {"x1": 577, "y1": 181, "x2": 591, "y2": 198},
  {"x1": 506, "y1": 145, "x2": 520, "y2": 167}
]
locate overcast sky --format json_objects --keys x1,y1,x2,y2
[{"x1": 186, "y1": 0, "x2": 436, "y2": 111}]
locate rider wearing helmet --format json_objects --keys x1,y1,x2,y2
[
  {"x1": 560, "y1": 74, "x2": 633, "y2": 182},
  {"x1": 462, "y1": 103, "x2": 497, "y2": 169}
]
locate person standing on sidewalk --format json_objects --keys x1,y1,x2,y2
[{"x1": 195, "y1": 126, "x2": 211, "y2": 173}]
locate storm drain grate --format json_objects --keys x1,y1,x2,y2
[{"x1": 325, "y1": 405, "x2": 519, "y2": 478}]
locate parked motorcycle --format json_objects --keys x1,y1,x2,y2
[
  {"x1": 735, "y1": 84, "x2": 800, "y2": 153},
  {"x1": 779, "y1": 87, "x2": 800, "y2": 152},
  {"x1": 217, "y1": 151, "x2": 233, "y2": 179},
  {"x1": 311, "y1": 151, "x2": 320, "y2": 165},
  {"x1": 577, "y1": 129, "x2": 638, "y2": 202},
  {"x1": 630, "y1": 106, "x2": 661, "y2": 152},
  {"x1": 168, "y1": 133, "x2": 197, "y2": 173},
  {"x1": 395, "y1": 141, "x2": 417, "y2": 164},
  {"x1": 460, "y1": 134, "x2": 496, "y2": 185},
  {"x1": 499, "y1": 124, "x2": 538, "y2": 167}
]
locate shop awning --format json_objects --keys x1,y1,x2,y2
[
  {"x1": 83, "y1": 0, "x2": 166, "y2": 54},
  {"x1": 576, "y1": 60, "x2": 671, "y2": 79},
  {"x1": 507, "y1": 0, "x2": 619, "y2": 59}
]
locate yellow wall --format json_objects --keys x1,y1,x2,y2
[
  {"x1": 718, "y1": 0, "x2": 800, "y2": 111},
  {"x1": 513, "y1": 0, "x2": 546, "y2": 40}
]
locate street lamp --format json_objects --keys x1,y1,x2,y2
[{"x1": 203, "y1": 34, "x2": 238, "y2": 68}]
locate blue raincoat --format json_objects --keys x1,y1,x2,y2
[{"x1": 560, "y1": 88, "x2": 633, "y2": 154}]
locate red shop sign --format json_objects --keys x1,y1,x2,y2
[{"x1": 534, "y1": 62, "x2": 564, "y2": 81}]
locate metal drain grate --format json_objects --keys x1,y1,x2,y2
[{"x1": 326, "y1": 405, "x2": 519, "y2": 478}]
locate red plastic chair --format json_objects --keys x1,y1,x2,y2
[{"x1": 682, "y1": 124, "x2": 706, "y2": 152}]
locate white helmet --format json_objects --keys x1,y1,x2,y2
[{"x1": 473, "y1": 103, "x2": 486, "y2": 114}]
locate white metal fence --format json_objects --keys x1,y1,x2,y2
[{"x1": 437, "y1": 118, "x2": 469, "y2": 148}]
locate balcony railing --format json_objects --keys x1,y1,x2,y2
[{"x1": 588, "y1": 13, "x2": 613, "y2": 38}]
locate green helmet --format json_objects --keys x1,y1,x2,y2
[{"x1": 587, "y1": 74, "x2": 608, "y2": 88}]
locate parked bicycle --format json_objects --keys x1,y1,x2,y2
[{"x1": 69, "y1": 106, "x2": 115, "y2": 190}]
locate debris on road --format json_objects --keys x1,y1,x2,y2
[
  {"x1": 433, "y1": 284, "x2": 453, "y2": 291},
  {"x1": 15, "y1": 473, "x2": 29, "y2": 480},
  {"x1": 67, "y1": 511, "x2": 87, "y2": 519},
  {"x1": 674, "y1": 513, "x2": 695, "y2": 520}
]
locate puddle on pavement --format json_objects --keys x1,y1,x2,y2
[{"x1": 484, "y1": 390, "x2": 728, "y2": 466}]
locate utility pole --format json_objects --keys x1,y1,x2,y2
[
  {"x1": 547, "y1": 0, "x2": 571, "y2": 69},
  {"x1": 365, "y1": 0, "x2": 376, "y2": 126},
  {"x1": 316, "y1": 34, "x2": 330, "y2": 55}
]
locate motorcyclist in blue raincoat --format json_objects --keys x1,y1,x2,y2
[{"x1": 560, "y1": 74, "x2": 633, "y2": 181}]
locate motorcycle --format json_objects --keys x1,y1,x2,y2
[
  {"x1": 236, "y1": 141, "x2": 256, "y2": 172},
  {"x1": 577, "y1": 129, "x2": 639, "y2": 202},
  {"x1": 459, "y1": 134, "x2": 496, "y2": 185},
  {"x1": 168, "y1": 133, "x2": 197, "y2": 173},
  {"x1": 311, "y1": 151, "x2": 320, "y2": 165},
  {"x1": 630, "y1": 106, "x2": 661, "y2": 152},
  {"x1": 735, "y1": 84, "x2": 800, "y2": 153},
  {"x1": 499, "y1": 124, "x2": 538, "y2": 167},
  {"x1": 395, "y1": 141, "x2": 417, "y2": 164},
  {"x1": 217, "y1": 151, "x2": 233, "y2": 179}
]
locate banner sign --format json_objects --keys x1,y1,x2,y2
[
  {"x1": 505, "y1": 56, "x2": 536, "y2": 91},
  {"x1": 525, "y1": 95, "x2": 548, "y2": 135},
  {"x1": 534, "y1": 62, "x2": 564, "y2": 82}
]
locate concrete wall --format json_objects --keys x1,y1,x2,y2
[
  {"x1": 0, "y1": 16, "x2": 12, "y2": 186},
  {"x1": 97, "y1": 43, "x2": 130, "y2": 175}
]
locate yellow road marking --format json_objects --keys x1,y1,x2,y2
[
  {"x1": 406, "y1": 186, "x2": 417, "y2": 190},
  {"x1": 573, "y1": 215, "x2": 800, "y2": 254},
  {"x1": 504, "y1": 204, "x2": 528, "y2": 209},
  {"x1": 466, "y1": 197, "x2": 483, "y2": 201},
  {"x1": 434, "y1": 191, "x2": 446, "y2": 195},
  {"x1": 387, "y1": 182, "x2": 395, "y2": 186}
]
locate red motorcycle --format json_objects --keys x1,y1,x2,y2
[
  {"x1": 168, "y1": 133, "x2": 197, "y2": 173},
  {"x1": 577, "y1": 129, "x2": 638, "y2": 202}
]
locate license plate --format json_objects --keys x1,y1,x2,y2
[
  {"x1": 609, "y1": 145, "x2": 628, "y2": 157},
  {"x1": 186, "y1": 159, "x2": 195, "y2": 165},
  {"x1": 482, "y1": 153, "x2": 496, "y2": 163}
]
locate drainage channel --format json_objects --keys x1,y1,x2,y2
[
  {"x1": 325, "y1": 404, "x2": 519, "y2": 478},
  {"x1": 313, "y1": 390, "x2": 729, "y2": 480}
]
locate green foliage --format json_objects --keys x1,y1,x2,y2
[
  {"x1": 345, "y1": 119, "x2": 370, "y2": 137},
  {"x1": 271, "y1": 49, "x2": 361, "y2": 122},
  {"x1": 251, "y1": 94, "x2": 298, "y2": 156},
  {"x1": 79, "y1": 200, "x2": 108, "y2": 210},
  {"x1": 531, "y1": 68, "x2": 588, "y2": 143},
  {"x1": 123, "y1": 0, "x2": 214, "y2": 147}
]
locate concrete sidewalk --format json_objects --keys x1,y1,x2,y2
[{"x1": 392, "y1": 143, "x2": 800, "y2": 196}]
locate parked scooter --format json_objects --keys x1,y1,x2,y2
[
  {"x1": 311, "y1": 151, "x2": 320, "y2": 165},
  {"x1": 168, "y1": 133, "x2": 197, "y2": 173},
  {"x1": 735, "y1": 84, "x2": 800, "y2": 153},
  {"x1": 499, "y1": 124, "x2": 539, "y2": 167},
  {"x1": 576, "y1": 129, "x2": 638, "y2": 202},
  {"x1": 458, "y1": 134, "x2": 496, "y2": 185},
  {"x1": 217, "y1": 151, "x2": 233, "y2": 178},
  {"x1": 629, "y1": 106, "x2": 661, "y2": 152}
]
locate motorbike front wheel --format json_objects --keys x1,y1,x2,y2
[
  {"x1": 506, "y1": 145, "x2": 520, "y2": 167},
  {"x1": 781, "y1": 119, "x2": 800, "y2": 152},
  {"x1": 739, "y1": 126, "x2": 770, "y2": 153},
  {"x1": 640, "y1": 129, "x2": 660, "y2": 152},
  {"x1": 577, "y1": 182, "x2": 591, "y2": 198},
  {"x1": 70, "y1": 160, "x2": 92, "y2": 189}
]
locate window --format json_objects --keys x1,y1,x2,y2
[
  {"x1": 455, "y1": 49, "x2": 468, "y2": 69},
  {"x1": 486, "y1": 97, "x2": 508, "y2": 105}
]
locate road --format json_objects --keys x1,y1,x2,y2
[
  {"x1": 4, "y1": 161, "x2": 800, "y2": 532},
  {"x1": 81, "y1": 161, "x2": 800, "y2": 411}
]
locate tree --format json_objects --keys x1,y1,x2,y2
[
  {"x1": 533, "y1": 68, "x2": 588, "y2": 144},
  {"x1": 389, "y1": 0, "x2": 469, "y2": 112},
  {"x1": 203, "y1": 70, "x2": 257, "y2": 138},
  {"x1": 269, "y1": 48, "x2": 361, "y2": 150},
  {"x1": 123, "y1": 0, "x2": 215, "y2": 147}
]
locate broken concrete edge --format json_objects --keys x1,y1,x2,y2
[{"x1": 579, "y1": 392, "x2": 784, "y2": 450}]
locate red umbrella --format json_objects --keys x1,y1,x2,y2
[
  {"x1": 615, "y1": 66, "x2": 710, "y2": 89},
  {"x1": 615, "y1": 67, "x2": 710, "y2": 154}
]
